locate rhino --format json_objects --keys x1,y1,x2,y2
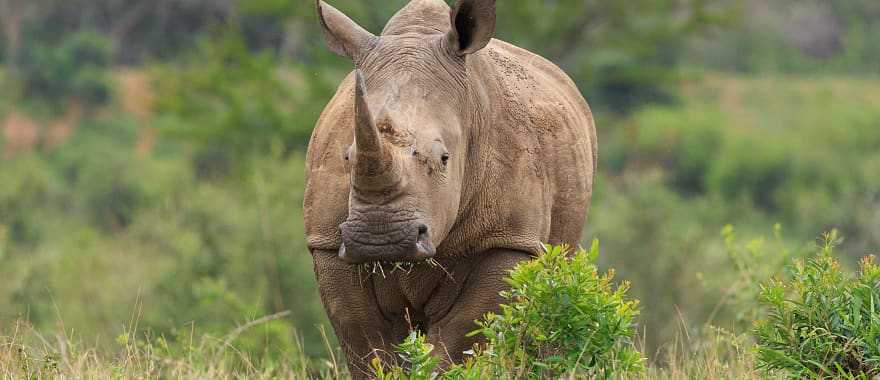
[{"x1": 304, "y1": 0, "x2": 597, "y2": 376}]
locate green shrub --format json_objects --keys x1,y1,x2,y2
[
  {"x1": 631, "y1": 106, "x2": 724, "y2": 194},
  {"x1": 707, "y1": 225, "x2": 799, "y2": 331},
  {"x1": 153, "y1": 28, "x2": 323, "y2": 169},
  {"x1": 45, "y1": 116, "x2": 188, "y2": 231},
  {"x1": 707, "y1": 136, "x2": 793, "y2": 212},
  {"x1": 583, "y1": 51, "x2": 679, "y2": 114},
  {"x1": 19, "y1": 31, "x2": 113, "y2": 109},
  {"x1": 754, "y1": 231, "x2": 880, "y2": 378},
  {"x1": 374, "y1": 242, "x2": 644, "y2": 379},
  {"x1": 0, "y1": 155, "x2": 62, "y2": 247}
]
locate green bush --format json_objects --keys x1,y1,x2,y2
[
  {"x1": 754, "y1": 231, "x2": 880, "y2": 378},
  {"x1": 374, "y1": 243, "x2": 644, "y2": 379},
  {"x1": 0, "y1": 156, "x2": 60, "y2": 247},
  {"x1": 583, "y1": 51, "x2": 679, "y2": 114},
  {"x1": 153, "y1": 28, "x2": 326, "y2": 169},
  {"x1": 19, "y1": 31, "x2": 113, "y2": 109},
  {"x1": 707, "y1": 137, "x2": 792, "y2": 212},
  {"x1": 630, "y1": 106, "x2": 724, "y2": 194}
]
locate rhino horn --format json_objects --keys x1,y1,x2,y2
[{"x1": 353, "y1": 71, "x2": 396, "y2": 190}]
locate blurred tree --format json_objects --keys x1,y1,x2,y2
[
  {"x1": 153, "y1": 29, "x2": 319, "y2": 171},
  {"x1": 495, "y1": 0, "x2": 735, "y2": 112},
  {"x1": 827, "y1": 0, "x2": 880, "y2": 72},
  {"x1": 7, "y1": 0, "x2": 233, "y2": 64},
  {"x1": 685, "y1": 0, "x2": 880, "y2": 73},
  {"x1": 0, "y1": 0, "x2": 37, "y2": 68},
  {"x1": 20, "y1": 31, "x2": 114, "y2": 110}
]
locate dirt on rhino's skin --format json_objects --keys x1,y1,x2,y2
[{"x1": 304, "y1": 0, "x2": 596, "y2": 377}]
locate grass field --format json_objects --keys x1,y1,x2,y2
[{"x1": 0, "y1": 322, "x2": 761, "y2": 379}]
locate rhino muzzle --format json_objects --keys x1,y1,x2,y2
[{"x1": 338, "y1": 220, "x2": 436, "y2": 264}]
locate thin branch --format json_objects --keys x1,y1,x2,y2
[{"x1": 222, "y1": 310, "x2": 291, "y2": 346}]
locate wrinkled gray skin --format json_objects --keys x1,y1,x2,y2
[{"x1": 304, "y1": 0, "x2": 596, "y2": 377}]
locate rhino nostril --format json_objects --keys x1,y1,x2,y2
[{"x1": 417, "y1": 224, "x2": 428, "y2": 239}]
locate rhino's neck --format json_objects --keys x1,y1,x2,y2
[{"x1": 440, "y1": 49, "x2": 493, "y2": 256}]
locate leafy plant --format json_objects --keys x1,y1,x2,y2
[
  {"x1": 753, "y1": 230, "x2": 880, "y2": 378},
  {"x1": 372, "y1": 332, "x2": 441, "y2": 380},
  {"x1": 374, "y1": 242, "x2": 644, "y2": 379}
]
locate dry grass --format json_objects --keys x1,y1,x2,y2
[
  {"x1": 635, "y1": 329, "x2": 765, "y2": 380},
  {"x1": 2, "y1": 315, "x2": 771, "y2": 380},
  {"x1": 0, "y1": 317, "x2": 349, "y2": 380},
  {"x1": 2, "y1": 309, "x2": 770, "y2": 380}
]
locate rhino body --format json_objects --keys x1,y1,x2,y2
[{"x1": 304, "y1": 0, "x2": 596, "y2": 376}]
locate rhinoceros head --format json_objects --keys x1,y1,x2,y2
[{"x1": 316, "y1": 0, "x2": 496, "y2": 264}]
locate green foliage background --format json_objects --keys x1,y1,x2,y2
[{"x1": 0, "y1": 0, "x2": 879, "y2": 372}]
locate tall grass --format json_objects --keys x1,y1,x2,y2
[
  {"x1": 0, "y1": 316, "x2": 347, "y2": 379},
  {"x1": 637, "y1": 328, "x2": 762, "y2": 380},
  {"x1": 0, "y1": 320, "x2": 761, "y2": 380}
]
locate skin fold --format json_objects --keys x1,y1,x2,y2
[{"x1": 304, "y1": 0, "x2": 597, "y2": 377}]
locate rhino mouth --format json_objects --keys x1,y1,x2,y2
[
  {"x1": 355, "y1": 257, "x2": 444, "y2": 279},
  {"x1": 338, "y1": 220, "x2": 436, "y2": 264}
]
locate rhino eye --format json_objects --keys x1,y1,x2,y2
[{"x1": 441, "y1": 153, "x2": 450, "y2": 166}]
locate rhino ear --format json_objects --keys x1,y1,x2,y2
[
  {"x1": 447, "y1": 0, "x2": 496, "y2": 56},
  {"x1": 316, "y1": 1, "x2": 377, "y2": 61}
]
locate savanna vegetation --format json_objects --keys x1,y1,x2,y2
[{"x1": 1, "y1": 0, "x2": 879, "y2": 378}]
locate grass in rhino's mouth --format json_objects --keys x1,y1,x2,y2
[{"x1": 357, "y1": 258, "x2": 448, "y2": 279}]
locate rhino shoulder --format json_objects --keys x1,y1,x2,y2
[{"x1": 456, "y1": 40, "x2": 597, "y2": 249}]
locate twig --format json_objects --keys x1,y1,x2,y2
[{"x1": 222, "y1": 310, "x2": 291, "y2": 346}]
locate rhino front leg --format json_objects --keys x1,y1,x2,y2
[
  {"x1": 426, "y1": 249, "x2": 532, "y2": 365},
  {"x1": 312, "y1": 250, "x2": 396, "y2": 380}
]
